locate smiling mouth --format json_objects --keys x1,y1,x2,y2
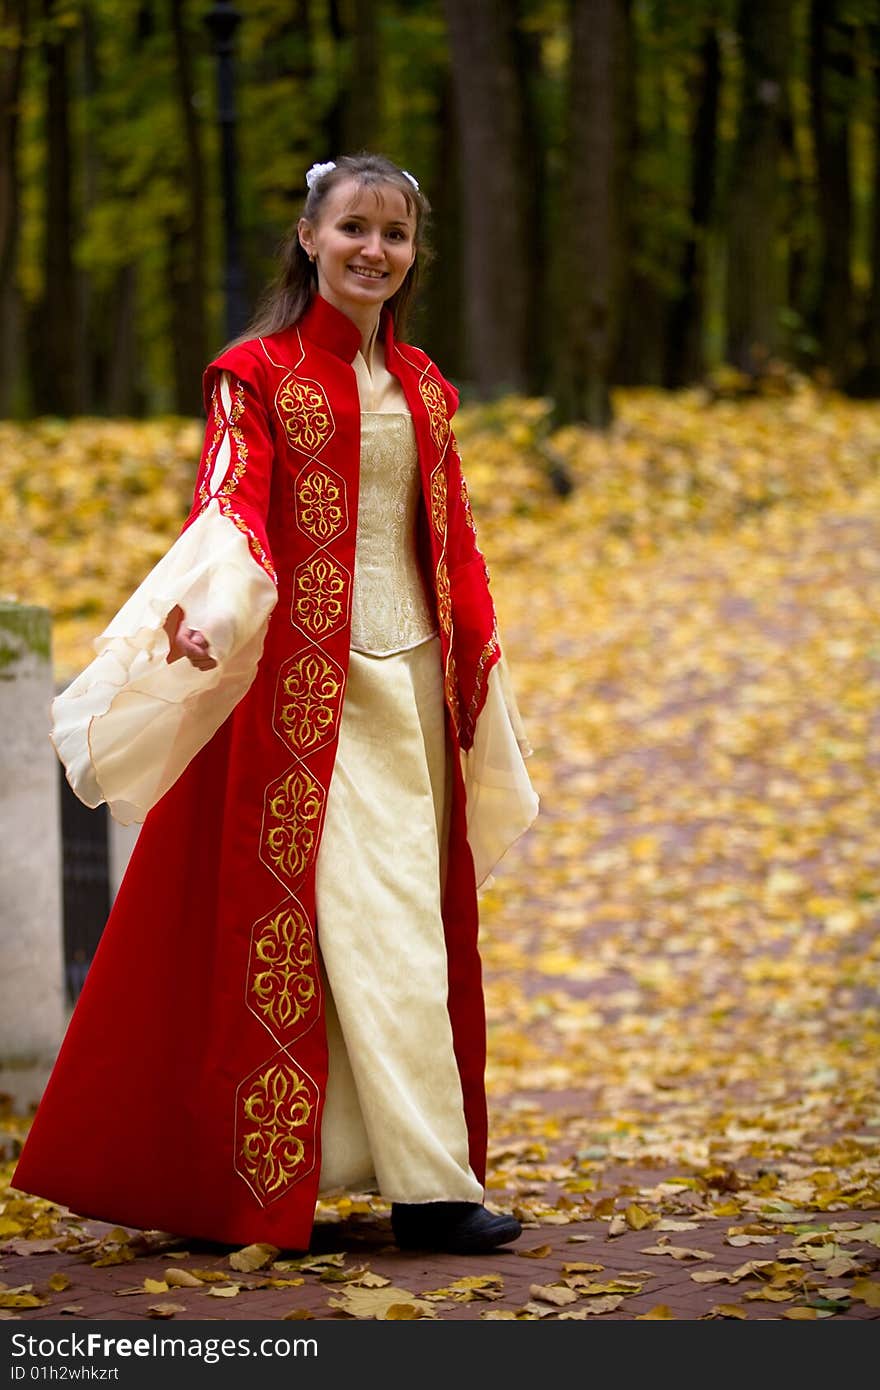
[{"x1": 348, "y1": 266, "x2": 387, "y2": 279}]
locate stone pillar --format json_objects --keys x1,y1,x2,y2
[{"x1": 0, "y1": 602, "x2": 65, "y2": 1111}]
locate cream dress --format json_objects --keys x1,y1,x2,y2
[{"x1": 315, "y1": 332, "x2": 482, "y2": 1201}]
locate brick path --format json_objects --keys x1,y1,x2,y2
[{"x1": 3, "y1": 501, "x2": 879, "y2": 1326}]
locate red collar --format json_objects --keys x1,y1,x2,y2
[{"x1": 297, "y1": 293, "x2": 397, "y2": 364}]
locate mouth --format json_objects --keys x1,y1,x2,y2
[{"x1": 348, "y1": 266, "x2": 388, "y2": 281}]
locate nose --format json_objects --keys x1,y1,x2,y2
[{"x1": 359, "y1": 230, "x2": 383, "y2": 259}]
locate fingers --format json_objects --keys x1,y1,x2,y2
[{"x1": 181, "y1": 628, "x2": 217, "y2": 670}]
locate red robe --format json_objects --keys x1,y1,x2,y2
[{"x1": 12, "y1": 295, "x2": 504, "y2": 1251}]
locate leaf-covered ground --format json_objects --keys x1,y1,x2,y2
[{"x1": 1, "y1": 382, "x2": 878, "y2": 1318}]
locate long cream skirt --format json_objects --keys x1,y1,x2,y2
[{"x1": 314, "y1": 635, "x2": 483, "y2": 1204}]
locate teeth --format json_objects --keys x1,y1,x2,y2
[{"x1": 351, "y1": 267, "x2": 384, "y2": 278}]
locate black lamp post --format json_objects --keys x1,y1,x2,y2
[{"x1": 204, "y1": 1, "x2": 248, "y2": 340}]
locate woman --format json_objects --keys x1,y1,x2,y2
[{"x1": 13, "y1": 153, "x2": 538, "y2": 1256}]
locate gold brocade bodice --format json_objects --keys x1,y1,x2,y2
[{"x1": 349, "y1": 413, "x2": 438, "y2": 657}]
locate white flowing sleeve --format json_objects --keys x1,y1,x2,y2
[
  {"x1": 461, "y1": 643, "x2": 539, "y2": 890},
  {"x1": 51, "y1": 372, "x2": 278, "y2": 826}
]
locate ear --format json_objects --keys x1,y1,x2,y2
[{"x1": 297, "y1": 216, "x2": 314, "y2": 258}]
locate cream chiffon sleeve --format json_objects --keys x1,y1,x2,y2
[
  {"x1": 461, "y1": 646, "x2": 539, "y2": 889},
  {"x1": 51, "y1": 376, "x2": 278, "y2": 827}
]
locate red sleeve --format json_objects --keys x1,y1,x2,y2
[{"x1": 184, "y1": 367, "x2": 277, "y2": 585}]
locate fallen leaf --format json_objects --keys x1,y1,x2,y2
[
  {"x1": 327, "y1": 1285, "x2": 437, "y2": 1320},
  {"x1": 516, "y1": 1244, "x2": 553, "y2": 1259},
  {"x1": 558, "y1": 1296, "x2": 624, "y2": 1317},
  {"x1": 529, "y1": 1283, "x2": 580, "y2": 1306},
  {"x1": 228, "y1": 1243, "x2": 280, "y2": 1272},
  {"x1": 640, "y1": 1245, "x2": 714, "y2": 1261},
  {"x1": 851, "y1": 1279, "x2": 880, "y2": 1308},
  {"x1": 146, "y1": 1302, "x2": 186, "y2": 1319},
  {"x1": 164, "y1": 1269, "x2": 204, "y2": 1288},
  {"x1": 635, "y1": 1305, "x2": 677, "y2": 1319}
]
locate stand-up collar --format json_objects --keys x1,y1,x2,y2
[{"x1": 298, "y1": 292, "x2": 397, "y2": 363}]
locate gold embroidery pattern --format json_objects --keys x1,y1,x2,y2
[
  {"x1": 444, "y1": 651, "x2": 461, "y2": 735},
  {"x1": 435, "y1": 555, "x2": 452, "y2": 639},
  {"x1": 430, "y1": 464, "x2": 447, "y2": 541},
  {"x1": 248, "y1": 900, "x2": 318, "y2": 1037},
  {"x1": 295, "y1": 466, "x2": 347, "y2": 543},
  {"x1": 216, "y1": 497, "x2": 277, "y2": 584},
  {"x1": 277, "y1": 377, "x2": 333, "y2": 454},
  {"x1": 219, "y1": 378, "x2": 248, "y2": 497},
  {"x1": 458, "y1": 458, "x2": 478, "y2": 537},
  {"x1": 275, "y1": 650, "x2": 344, "y2": 755},
  {"x1": 236, "y1": 1059, "x2": 318, "y2": 1204},
  {"x1": 293, "y1": 553, "x2": 350, "y2": 637},
  {"x1": 262, "y1": 766, "x2": 325, "y2": 888},
  {"x1": 198, "y1": 385, "x2": 225, "y2": 509},
  {"x1": 419, "y1": 375, "x2": 450, "y2": 453},
  {"x1": 465, "y1": 626, "x2": 500, "y2": 742}
]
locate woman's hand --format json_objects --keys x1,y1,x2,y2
[{"x1": 163, "y1": 605, "x2": 218, "y2": 670}]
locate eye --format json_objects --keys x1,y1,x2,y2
[
  {"x1": 386, "y1": 229, "x2": 407, "y2": 241},
  {"x1": 339, "y1": 220, "x2": 362, "y2": 233}
]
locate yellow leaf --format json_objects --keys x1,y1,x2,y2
[
  {"x1": 781, "y1": 1306, "x2": 818, "y2": 1320},
  {"x1": 529, "y1": 1283, "x2": 580, "y2": 1306},
  {"x1": 228, "y1": 1242, "x2": 280, "y2": 1272},
  {"x1": 143, "y1": 1279, "x2": 169, "y2": 1294},
  {"x1": 516, "y1": 1244, "x2": 553, "y2": 1259},
  {"x1": 281, "y1": 1309, "x2": 315, "y2": 1320},
  {"x1": 207, "y1": 1284, "x2": 240, "y2": 1298},
  {"x1": 559, "y1": 1296, "x2": 624, "y2": 1317},
  {"x1": 705, "y1": 1304, "x2": 748, "y2": 1319},
  {"x1": 164, "y1": 1269, "x2": 204, "y2": 1288},
  {"x1": 327, "y1": 1285, "x2": 437, "y2": 1320},
  {"x1": 146, "y1": 1302, "x2": 186, "y2": 1319},
  {"x1": 625, "y1": 1204, "x2": 657, "y2": 1230},
  {"x1": 635, "y1": 1305, "x2": 677, "y2": 1319},
  {"x1": 851, "y1": 1279, "x2": 880, "y2": 1307},
  {"x1": 47, "y1": 1273, "x2": 71, "y2": 1292}
]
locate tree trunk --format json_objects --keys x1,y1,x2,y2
[
  {"x1": 851, "y1": 20, "x2": 880, "y2": 396},
  {"x1": 34, "y1": 0, "x2": 80, "y2": 414},
  {"x1": 512, "y1": 0, "x2": 549, "y2": 395},
  {"x1": 419, "y1": 71, "x2": 463, "y2": 375},
  {"x1": 554, "y1": 0, "x2": 626, "y2": 426},
  {"x1": 809, "y1": 0, "x2": 855, "y2": 388},
  {"x1": 0, "y1": 0, "x2": 27, "y2": 416},
  {"x1": 344, "y1": 0, "x2": 380, "y2": 152},
  {"x1": 443, "y1": 0, "x2": 529, "y2": 395},
  {"x1": 664, "y1": 22, "x2": 720, "y2": 388},
  {"x1": 170, "y1": 0, "x2": 207, "y2": 415},
  {"x1": 724, "y1": 0, "x2": 792, "y2": 376}
]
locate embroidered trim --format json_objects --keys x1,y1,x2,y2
[
  {"x1": 261, "y1": 763, "x2": 326, "y2": 892},
  {"x1": 248, "y1": 898, "x2": 319, "y2": 1038},
  {"x1": 235, "y1": 1054, "x2": 319, "y2": 1205}
]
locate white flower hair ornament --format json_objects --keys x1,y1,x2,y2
[
  {"x1": 305, "y1": 161, "x2": 337, "y2": 190},
  {"x1": 402, "y1": 170, "x2": 419, "y2": 191}
]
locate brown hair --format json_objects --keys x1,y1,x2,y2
[{"x1": 228, "y1": 152, "x2": 432, "y2": 350}]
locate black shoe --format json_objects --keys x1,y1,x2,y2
[{"x1": 391, "y1": 1201, "x2": 522, "y2": 1254}]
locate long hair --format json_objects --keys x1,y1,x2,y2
[{"x1": 226, "y1": 153, "x2": 432, "y2": 351}]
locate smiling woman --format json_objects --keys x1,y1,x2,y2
[{"x1": 13, "y1": 151, "x2": 539, "y2": 1259}]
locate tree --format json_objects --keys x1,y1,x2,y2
[
  {"x1": 0, "y1": 0, "x2": 28, "y2": 415},
  {"x1": 443, "y1": 0, "x2": 529, "y2": 395},
  {"x1": 724, "y1": 0, "x2": 793, "y2": 376},
  {"x1": 554, "y1": 0, "x2": 626, "y2": 426}
]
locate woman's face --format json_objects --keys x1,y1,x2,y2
[{"x1": 298, "y1": 178, "x2": 417, "y2": 325}]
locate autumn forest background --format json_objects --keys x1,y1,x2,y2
[{"x1": 0, "y1": 0, "x2": 879, "y2": 1322}]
